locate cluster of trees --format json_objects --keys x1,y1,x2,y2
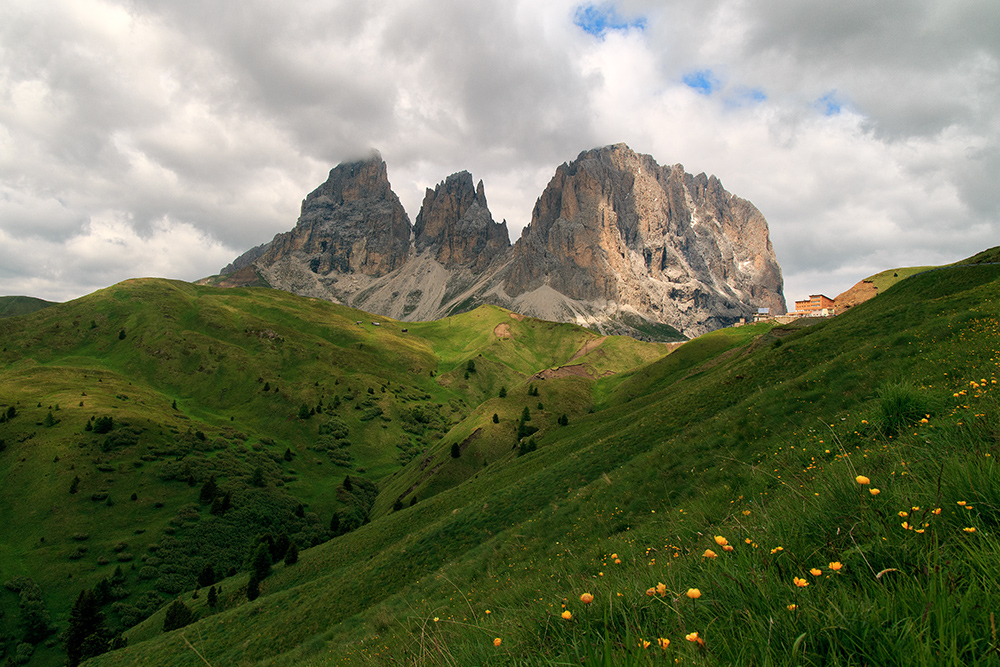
[{"x1": 245, "y1": 532, "x2": 298, "y2": 601}]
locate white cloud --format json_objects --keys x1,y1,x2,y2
[{"x1": 0, "y1": 0, "x2": 996, "y2": 309}]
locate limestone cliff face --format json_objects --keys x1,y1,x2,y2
[
  {"x1": 501, "y1": 144, "x2": 785, "y2": 335},
  {"x1": 228, "y1": 152, "x2": 411, "y2": 286},
  {"x1": 413, "y1": 172, "x2": 510, "y2": 273},
  {"x1": 218, "y1": 144, "x2": 786, "y2": 340}
]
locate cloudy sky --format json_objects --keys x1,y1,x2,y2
[{"x1": 1, "y1": 0, "x2": 997, "y2": 306}]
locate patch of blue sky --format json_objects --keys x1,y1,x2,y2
[
  {"x1": 816, "y1": 92, "x2": 842, "y2": 116},
  {"x1": 573, "y1": 3, "x2": 647, "y2": 37},
  {"x1": 682, "y1": 70, "x2": 719, "y2": 95}
]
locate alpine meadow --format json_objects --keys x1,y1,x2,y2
[{"x1": 2, "y1": 248, "x2": 1000, "y2": 666}]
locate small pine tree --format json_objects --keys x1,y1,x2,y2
[
  {"x1": 66, "y1": 589, "x2": 107, "y2": 667},
  {"x1": 43, "y1": 411, "x2": 56, "y2": 427},
  {"x1": 162, "y1": 599, "x2": 194, "y2": 632},
  {"x1": 492, "y1": 413, "x2": 499, "y2": 423},
  {"x1": 498, "y1": 386, "x2": 507, "y2": 398},
  {"x1": 450, "y1": 443, "x2": 461, "y2": 458},
  {"x1": 329, "y1": 512, "x2": 341, "y2": 536},
  {"x1": 521, "y1": 406, "x2": 531, "y2": 422},
  {"x1": 284, "y1": 447, "x2": 293, "y2": 462},
  {"x1": 284, "y1": 542, "x2": 299, "y2": 566},
  {"x1": 210, "y1": 491, "x2": 231, "y2": 516},
  {"x1": 392, "y1": 498, "x2": 403, "y2": 512},
  {"x1": 246, "y1": 574, "x2": 260, "y2": 601},
  {"x1": 199, "y1": 476, "x2": 218, "y2": 504},
  {"x1": 558, "y1": 414, "x2": 569, "y2": 426},
  {"x1": 207, "y1": 585, "x2": 218, "y2": 607},
  {"x1": 250, "y1": 543, "x2": 272, "y2": 580},
  {"x1": 263, "y1": 381, "x2": 270, "y2": 392},
  {"x1": 466, "y1": 359, "x2": 476, "y2": 373},
  {"x1": 250, "y1": 466, "x2": 265, "y2": 487},
  {"x1": 70, "y1": 475, "x2": 80, "y2": 494},
  {"x1": 197, "y1": 564, "x2": 215, "y2": 588},
  {"x1": 410, "y1": 496, "x2": 417, "y2": 507},
  {"x1": 270, "y1": 533, "x2": 290, "y2": 562},
  {"x1": 298, "y1": 403, "x2": 311, "y2": 420},
  {"x1": 343, "y1": 476, "x2": 353, "y2": 491},
  {"x1": 117, "y1": 329, "x2": 126, "y2": 340}
]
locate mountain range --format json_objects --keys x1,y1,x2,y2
[{"x1": 217, "y1": 144, "x2": 786, "y2": 339}]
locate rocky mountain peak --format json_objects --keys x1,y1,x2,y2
[
  {"x1": 413, "y1": 170, "x2": 509, "y2": 272},
  {"x1": 503, "y1": 144, "x2": 785, "y2": 335},
  {"x1": 216, "y1": 144, "x2": 785, "y2": 339},
  {"x1": 228, "y1": 151, "x2": 411, "y2": 281}
]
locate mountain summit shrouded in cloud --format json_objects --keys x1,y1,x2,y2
[{"x1": 0, "y1": 1, "x2": 997, "y2": 304}]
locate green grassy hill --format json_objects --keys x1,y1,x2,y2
[
  {"x1": 0, "y1": 296, "x2": 57, "y2": 318},
  {"x1": 0, "y1": 279, "x2": 665, "y2": 667},
  {"x1": 3, "y1": 253, "x2": 1000, "y2": 666}
]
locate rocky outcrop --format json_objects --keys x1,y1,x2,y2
[
  {"x1": 217, "y1": 144, "x2": 786, "y2": 340},
  {"x1": 413, "y1": 172, "x2": 510, "y2": 272},
  {"x1": 499, "y1": 144, "x2": 785, "y2": 336},
  {"x1": 227, "y1": 152, "x2": 411, "y2": 290}
]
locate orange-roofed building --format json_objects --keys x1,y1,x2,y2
[{"x1": 794, "y1": 294, "x2": 836, "y2": 316}]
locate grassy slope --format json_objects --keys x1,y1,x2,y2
[
  {"x1": 82, "y1": 258, "x2": 1000, "y2": 666},
  {"x1": 0, "y1": 280, "x2": 666, "y2": 667},
  {"x1": 0, "y1": 296, "x2": 57, "y2": 318},
  {"x1": 864, "y1": 265, "x2": 937, "y2": 293}
]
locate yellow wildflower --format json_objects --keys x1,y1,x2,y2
[
  {"x1": 714, "y1": 536, "x2": 728, "y2": 547},
  {"x1": 829, "y1": 561, "x2": 843, "y2": 571},
  {"x1": 793, "y1": 577, "x2": 809, "y2": 588},
  {"x1": 580, "y1": 593, "x2": 594, "y2": 604},
  {"x1": 869, "y1": 488, "x2": 880, "y2": 496},
  {"x1": 494, "y1": 638, "x2": 502, "y2": 647},
  {"x1": 809, "y1": 568, "x2": 822, "y2": 576},
  {"x1": 964, "y1": 527, "x2": 977, "y2": 533},
  {"x1": 657, "y1": 637, "x2": 670, "y2": 649},
  {"x1": 561, "y1": 610, "x2": 572, "y2": 620},
  {"x1": 686, "y1": 588, "x2": 701, "y2": 599},
  {"x1": 855, "y1": 475, "x2": 870, "y2": 485},
  {"x1": 703, "y1": 549, "x2": 718, "y2": 559}
]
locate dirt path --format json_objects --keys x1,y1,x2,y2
[
  {"x1": 528, "y1": 365, "x2": 592, "y2": 381},
  {"x1": 570, "y1": 337, "x2": 604, "y2": 361}
]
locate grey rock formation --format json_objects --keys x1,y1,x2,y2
[
  {"x1": 414, "y1": 172, "x2": 509, "y2": 272},
  {"x1": 218, "y1": 144, "x2": 785, "y2": 340},
  {"x1": 498, "y1": 144, "x2": 785, "y2": 336}
]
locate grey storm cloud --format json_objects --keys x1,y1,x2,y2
[{"x1": 0, "y1": 0, "x2": 997, "y2": 306}]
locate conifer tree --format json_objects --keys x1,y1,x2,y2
[
  {"x1": 197, "y1": 564, "x2": 215, "y2": 588},
  {"x1": 198, "y1": 476, "x2": 218, "y2": 504},
  {"x1": 246, "y1": 573, "x2": 260, "y2": 601},
  {"x1": 66, "y1": 589, "x2": 107, "y2": 667},
  {"x1": 162, "y1": 599, "x2": 194, "y2": 632},
  {"x1": 250, "y1": 543, "x2": 272, "y2": 581},
  {"x1": 284, "y1": 542, "x2": 299, "y2": 566}
]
